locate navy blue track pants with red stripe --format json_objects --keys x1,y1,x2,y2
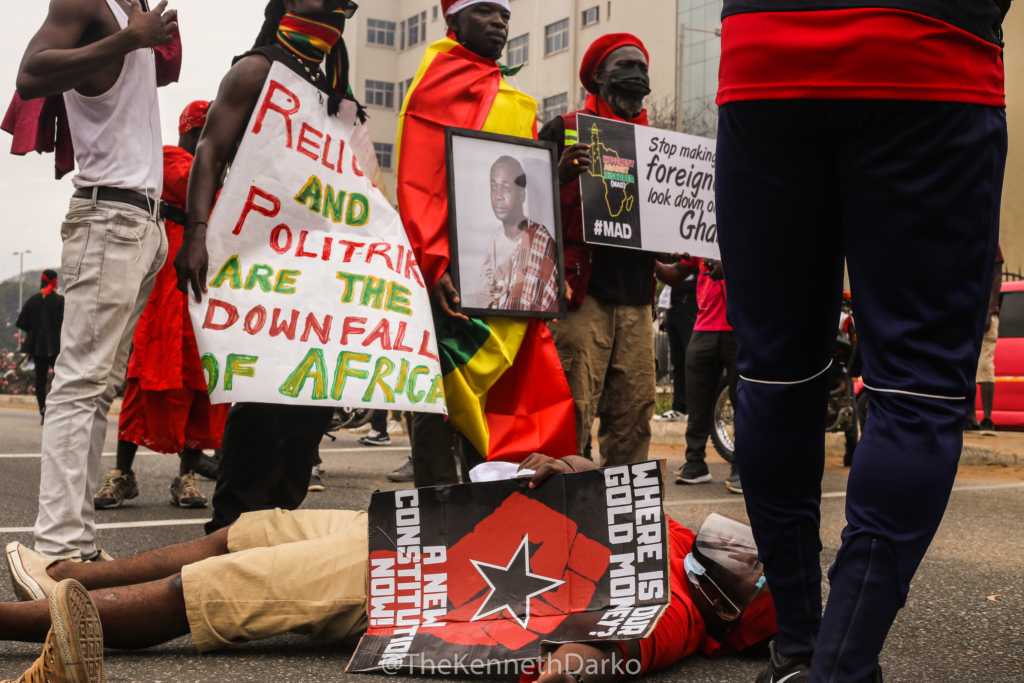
[{"x1": 716, "y1": 99, "x2": 1006, "y2": 683}]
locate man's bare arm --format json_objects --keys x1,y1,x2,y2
[
  {"x1": 175, "y1": 55, "x2": 272, "y2": 303},
  {"x1": 538, "y1": 641, "x2": 641, "y2": 683},
  {"x1": 18, "y1": 0, "x2": 176, "y2": 101}
]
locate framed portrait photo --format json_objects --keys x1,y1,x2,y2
[{"x1": 445, "y1": 127, "x2": 567, "y2": 320}]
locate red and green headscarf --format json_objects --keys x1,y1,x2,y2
[{"x1": 276, "y1": 9, "x2": 353, "y2": 99}]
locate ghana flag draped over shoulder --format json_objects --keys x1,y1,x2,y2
[{"x1": 397, "y1": 37, "x2": 577, "y2": 462}]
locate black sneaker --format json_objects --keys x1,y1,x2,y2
[
  {"x1": 359, "y1": 430, "x2": 392, "y2": 447},
  {"x1": 725, "y1": 463, "x2": 742, "y2": 494},
  {"x1": 676, "y1": 460, "x2": 712, "y2": 485},
  {"x1": 387, "y1": 457, "x2": 414, "y2": 483},
  {"x1": 980, "y1": 418, "x2": 997, "y2": 436},
  {"x1": 754, "y1": 639, "x2": 811, "y2": 683},
  {"x1": 309, "y1": 465, "x2": 326, "y2": 492},
  {"x1": 965, "y1": 419, "x2": 982, "y2": 432},
  {"x1": 195, "y1": 451, "x2": 221, "y2": 481}
]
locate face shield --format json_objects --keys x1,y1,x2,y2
[{"x1": 684, "y1": 513, "x2": 767, "y2": 618}]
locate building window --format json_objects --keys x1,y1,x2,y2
[
  {"x1": 407, "y1": 11, "x2": 428, "y2": 48},
  {"x1": 367, "y1": 19, "x2": 396, "y2": 47},
  {"x1": 582, "y1": 6, "x2": 599, "y2": 26},
  {"x1": 398, "y1": 77, "x2": 414, "y2": 109},
  {"x1": 374, "y1": 142, "x2": 394, "y2": 170},
  {"x1": 607, "y1": 1, "x2": 612, "y2": 19},
  {"x1": 545, "y1": 19, "x2": 570, "y2": 55},
  {"x1": 506, "y1": 34, "x2": 529, "y2": 68},
  {"x1": 365, "y1": 80, "x2": 396, "y2": 109},
  {"x1": 400, "y1": 20, "x2": 405, "y2": 50},
  {"x1": 433, "y1": 5, "x2": 439, "y2": 20},
  {"x1": 540, "y1": 93, "x2": 569, "y2": 124}
]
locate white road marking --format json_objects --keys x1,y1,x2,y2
[
  {"x1": 0, "y1": 446, "x2": 411, "y2": 459},
  {"x1": 0, "y1": 473, "x2": 1015, "y2": 532},
  {"x1": 0, "y1": 519, "x2": 210, "y2": 534},
  {"x1": 665, "y1": 482, "x2": 1024, "y2": 507}
]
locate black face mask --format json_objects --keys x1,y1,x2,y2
[{"x1": 605, "y1": 65, "x2": 651, "y2": 98}]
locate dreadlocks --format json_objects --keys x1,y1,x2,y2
[
  {"x1": 254, "y1": 0, "x2": 288, "y2": 50},
  {"x1": 251, "y1": 0, "x2": 363, "y2": 120}
]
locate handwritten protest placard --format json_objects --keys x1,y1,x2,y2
[
  {"x1": 189, "y1": 63, "x2": 446, "y2": 414},
  {"x1": 578, "y1": 114, "x2": 719, "y2": 260}
]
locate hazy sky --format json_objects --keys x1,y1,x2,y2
[{"x1": 0, "y1": 1, "x2": 266, "y2": 283}]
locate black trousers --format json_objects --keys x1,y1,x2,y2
[
  {"x1": 683, "y1": 330, "x2": 738, "y2": 464},
  {"x1": 718, "y1": 99, "x2": 1006, "y2": 682},
  {"x1": 410, "y1": 412, "x2": 484, "y2": 487},
  {"x1": 666, "y1": 308, "x2": 697, "y2": 413},
  {"x1": 371, "y1": 409, "x2": 388, "y2": 433},
  {"x1": 33, "y1": 355, "x2": 57, "y2": 412},
  {"x1": 205, "y1": 403, "x2": 334, "y2": 534}
]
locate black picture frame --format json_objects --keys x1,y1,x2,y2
[{"x1": 445, "y1": 127, "x2": 567, "y2": 320}]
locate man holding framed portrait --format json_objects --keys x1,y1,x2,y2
[{"x1": 395, "y1": 0, "x2": 576, "y2": 486}]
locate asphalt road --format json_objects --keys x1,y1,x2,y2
[{"x1": 0, "y1": 407, "x2": 1022, "y2": 683}]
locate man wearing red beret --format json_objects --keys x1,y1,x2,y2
[
  {"x1": 538, "y1": 34, "x2": 656, "y2": 467},
  {"x1": 91, "y1": 101, "x2": 230, "y2": 513}
]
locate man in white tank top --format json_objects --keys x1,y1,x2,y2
[{"x1": 10, "y1": 0, "x2": 178, "y2": 565}]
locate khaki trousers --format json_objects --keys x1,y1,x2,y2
[
  {"x1": 182, "y1": 509, "x2": 369, "y2": 652},
  {"x1": 550, "y1": 295, "x2": 656, "y2": 466},
  {"x1": 35, "y1": 196, "x2": 166, "y2": 559}
]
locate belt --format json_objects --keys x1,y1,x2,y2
[{"x1": 72, "y1": 187, "x2": 188, "y2": 225}]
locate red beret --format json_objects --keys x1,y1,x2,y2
[
  {"x1": 178, "y1": 101, "x2": 210, "y2": 136},
  {"x1": 579, "y1": 33, "x2": 650, "y2": 94}
]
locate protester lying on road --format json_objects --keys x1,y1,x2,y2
[{"x1": 2, "y1": 454, "x2": 777, "y2": 683}]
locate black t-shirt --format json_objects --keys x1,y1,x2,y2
[
  {"x1": 538, "y1": 116, "x2": 655, "y2": 307},
  {"x1": 669, "y1": 274, "x2": 699, "y2": 317}
]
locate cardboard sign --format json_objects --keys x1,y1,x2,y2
[
  {"x1": 578, "y1": 114, "x2": 719, "y2": 260},
  {"x1": 348, "y1": 461, "x2": 670, "y2": 673},
  {"x1": 190, "y1": 64, "x2": 445, "y2": 414}
]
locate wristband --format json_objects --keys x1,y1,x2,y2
[{"x1": 566, "y1": 671, "x2": 585, "y2": 683}]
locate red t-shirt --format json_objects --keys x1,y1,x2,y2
[
  {"x1": 519, "y1": 518, "x2": 777, "y2": 682},
  {"x1": 717, "y1": 8, "x2": 1005, "y2": 107},
  {"x1": 683, "y1": 258, "x2": 731, "y2": 332}
]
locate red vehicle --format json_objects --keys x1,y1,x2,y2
[{"x1": 979, "y1": 280, "x2": 1024, "y2": 428}]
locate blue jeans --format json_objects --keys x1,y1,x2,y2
[{"x1": 717, "y1": 99, "x2": 1006, "y2": 682}]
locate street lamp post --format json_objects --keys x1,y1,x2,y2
[
  {"x1": 676, "y1": 24, "x2": 722, "y2": 133},
  {"x1": 13, "y1": 250, "x2": 31, "y2": 311}
]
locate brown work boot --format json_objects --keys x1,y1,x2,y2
[
  {"x1": 1, "y1": 579, "x2": 104, "y2": 683},
  {"x1": 170, "y1": 472, "x2": 208, "y2": 508},
  {"x1": 94, "y1": 469, "x2": 139, "y2": 510}
]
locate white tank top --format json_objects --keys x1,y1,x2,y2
[{"x1": 64, "y1": 0, "x2": 163, "y2": 199}]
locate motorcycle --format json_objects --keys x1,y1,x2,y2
[{"x1": 711, "y1": 292, "x2": 862, "y2": 465}]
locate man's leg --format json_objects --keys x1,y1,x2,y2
[
  {"x1": 0, "y1": 577, "x2": 190, "y2": 650},
  {"x1": 978, "y1": 315, "x2": 998, "y2": 425},
  {"x1": 667, "y1": 309, "x2": 696, "y2": 415},
  {"x1": 411, "y1": 411, "x2": 458, "y2": 487},
  {"x1": 207, "y1": 404, "x2": 332, "y2": 534},
  {"x1": 809, "y1": 100, "x2": 1007, "y2": 683},
  {"x1": 717, "y1": 99, "x2": 845, "y2": 663},
  {"x1": 34, "y1": 355, "x2": 51, "y2": 415},
  {"x1": 114, "y1": 440, "x2": 139, "y2": 474},
  {"x1": 265, "y1": 406, "x2": 332, "y2": 508},
  {"x1": 35, "y1": 200, "x2": 166, "y2": 559},
  {"x1": 184, "y1": 510, "x2": 369, "y2": 652},
  {"x1": 680, "y1": 331, "x2": 726, "y2": 480},
  {"x1": 550, "y1": 295, "x2": 616, "y2": 457},
  {"x1": 596, "y1": 303, "x2": 656, "y2": 467}
]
